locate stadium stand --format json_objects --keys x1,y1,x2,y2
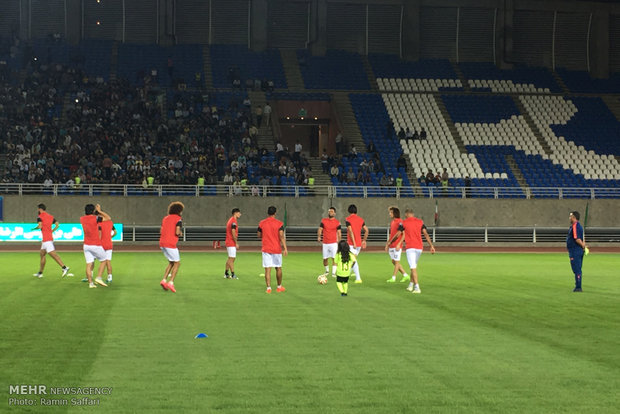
[
  {"x1": 210, "y1": 44, "x2": 287, "y2": 89},
  {"x1": 297, "y1": 49, "x2": 370, "y2": 90},
  {"x1": 1, "y1": 34, "x2": 619, "y2": 198},
  {"x1": 520, "y1": 95, "x2": 620, "y2": 187},
  {"x1": 370, "y1": 54, "x2": 463, "y2": 92},
  {"x1": 459, "y1": 62, "x2": 560, "y2": 93},
  {"x1": 265, "y1": 92, "x2": 331, "y2": 101},
  {"x1": 117, "y1": 43, "x2": 204, "y2": 87},
  {"x1": 556, "y1": 69, "x2": 620, "y2": 94}
]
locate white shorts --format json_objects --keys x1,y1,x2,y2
[
  {"x1": 348, "y1": 246, "x2": 361, "y2": 256},
  {"x1": 83, "y1": 244, "x2": 107, "y2": 264},
  {"x1": 406, "y1": 248, "x2": 423, "y2": 269},
  {"x1": 41, "y1": 241, "x2": 55, "y2": 253},
  {"x1": 322, "y1": 243, "x2": 337, "y2": 259},
  {"x1": 161, "y1": 247, "x2": 180, "y2": 262},
  {"x1": 104, "y1": 249, "x2": 113, "y2": 261},
  {"x1": 226, "y1": 246, "x2": 237, "y2": 258},
  {"x1": 262, "y1": 252, "x2": 282, "y2": 268},
  {"x1": 388, "y1": 248, "x2": 402, "y2": 261}
]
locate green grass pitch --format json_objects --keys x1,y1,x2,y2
[{"x1": 1, "y1": 250, "x2": 619, "y2": 413}]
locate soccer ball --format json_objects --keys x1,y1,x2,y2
[{"x1": 317, "y1": 274, "x2": 328, "y2": 285}]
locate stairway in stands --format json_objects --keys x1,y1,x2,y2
[
  {"x1": 451, "y1": 62, "x2": 471, "y2": 92},
  {"x1": 433, "y1": 95, "x2": 467, "y2": 153},
  {"x1": 60, "y1": 94, "x2": 74, "y2": 123},
  {"x1": 602, "y1": 95, "x2": 620, "y2": 122},
  {"x1": 332, "y1": 92, "x2": 366, "y2": 153},
  {"x1": 602, "y1": 96, "x2": 620, "y2": 164},
  {"x1": 505, "y1": 154, "x2": 529, "y2": 192},
  {"x1": 249, "y1": 90, "x2": 275, "y2": 151},
  {"x1": 513, "y1": 97, "x2": 552, "y2": 156},
  {"x1": 202, "y1": 45, "x2": 213, "y2": 89},
  {"x1": 0, "y1": 153, "x2": 8, "y2": 176},
  {"x1": 361, "y1": 56, "x2": 378, "y2": 91},
  {"x1": 109, "y1": 42, "x2": 119, "y2": 82},
  {"x1": 306, "y1": 157, "x2": 333, "y2": 186},
  {"x1": 551, "y1": 71, "x2": 570, "y2": 95},
  {"x1": 280, "y1": 49, "x2": 305, "y2": 91}
]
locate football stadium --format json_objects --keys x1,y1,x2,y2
[{"x1": 1, "y1": 0, "x2": 619, "y2": 412}]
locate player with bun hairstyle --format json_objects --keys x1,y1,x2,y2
[
  {"x1": 159, "y1": 201, "x2": 184, "y2": 293},
  {"x1": 385, "y1": 206, "x2": 408, "y2": 283},
  {"x1": 80, "y1": 203, "x2": 111, "y2": 288}
]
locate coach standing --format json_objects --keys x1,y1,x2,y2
[{"x1": 567, "y1": 211, "x2": 588, "y2": 292}]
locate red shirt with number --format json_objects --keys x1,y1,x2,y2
[
  {"x1": 388, "y1": 218, "x2": 404, "y2": 248},
  {"x1": 81, "y1": 215, "x2": 103, "y2": 246},
  {"x1": 99, "y1": 220, "x2": 115, "y2": 250},
  {"x1": 160, "y1": 214, "x2": 182, "y2": 248},
  {"x1": 258, "y1": 216, "x2": 284, "y2": 254},
  {"x1": 345, "y1": 214, "x2": 365, "y2": 247},
  {"x1": 225, "y1": 216, "x2": 238, "y2": 247},
  {"x1": 402, "y1": 216, "x2": 424, "y2": 250},
  {"x1": 37, "y1": 211, "x2": 56, "y2": 242},
  {"x1": 320, "y1": 218, "x2": 341, "y2": 244}
]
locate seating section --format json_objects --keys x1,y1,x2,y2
[
  {"x1": 520, "y1": 95, "x2": 620, "y2": 186},
  {"x1": 297, "y1": 49, "x2": 369, "y2": 90},
  {"x1": 442, "y1": 95, "x2": 520, "y2": 124},
  {"x1": 349, "y1": 93, "x2": 414, "y2": 196},
  {"x1": 266, "y1": 92, "x2": 331, "y2": 101},
  {"x1": 383, "y1": 93, "x2": 483, "y2": 179},
  {"x1": 557, "y1": 69, "x2": 620, "y2": 94},
  {"x1": 371, "y1": 55, "x2": 462, "y2": 92},
  {"x1": 210, "y1": 44, "x2": 287, "y2": 89},
  {"x1": 81, "y1": 39, "x2": 113, "y2": 81},
  {"x1": 118, "y1": 44, "x2": 204, "y2": 87},
  {"x1": 460, "y1": 62, "x2": 560, "y2": 93},
  {"x1": 3, "y1": 41, "x2": 620, "y2": 198},
  {"x1": 31, "y1": 38, "x2": 75, "y2": 66}
]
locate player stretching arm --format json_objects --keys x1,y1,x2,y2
[{"x1": 32, "y1": 203, "x2": 70, "y2": 278}]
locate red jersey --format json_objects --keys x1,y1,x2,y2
[
  {"x1": 320, "y1": 218, "x2": 341, "y2": 244},
  {"x1": 159, "y1": 214, "x2": 182, "y2": 248},
  {"x1": 37, "y1": 211, "x2": 56, "y2": 242},
  {"x1": 80, "y1": 215, "x2": 102, "y2": 246},
  {"x1": 258, "y1": 216, "x2": 284, "y2": 254},
  {"x1": 99, "y1": 220, "x2": 115, "y2": 250},
  {"x1": 345, "y1": 214, "x2": 365, "y2": 247},
  {"x1": 402, "y1": 216, "x2": 424, "y2": 250},
  {"x1": 225, "y1": 216, "x2": 238, "y2": 247},
  {"x1": 388, "y1": 218, "x2": 404, "y2": 248}
]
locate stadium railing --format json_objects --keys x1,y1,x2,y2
[
  {"x1": 1, "y1": 183, "x2": 619, "y2": 200},
  {"x1": 121, "y1": 226, "x2": 620, "y2": 244}
]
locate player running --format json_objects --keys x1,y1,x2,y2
[
  {"x1": 385, "y1": 206, "x2": 408, "y2": 283},
  {"x1": 334, "y1": 240, "x2": 356, "y2": 297},
  {"x1": 257, "y1": 206, "x2": 288, "y2": 294},
  {"x1": 317, "y1": 207, "x2": 341, "y2": 278},
  {"x1": 80, "y1": 204, "x2": 111, "y2": 288},
  {"x1": 345, "y1": 204, "x2": 368, "y2": 283},
  {"x1": 32, "y1": 203, "x2": 70, "y2": 278},
  {"x1": 159, "y1": 201, "x2": 184, "y2": 293},
  {"x1": 400, "y1": 208, "x2": 435, "y2": 294},
  {"x1": 224, "y1": 208, "x2": 242, "y2": 279},
  {"x1": 99, "y1": 216, "x2": 117, "y2": 284}
]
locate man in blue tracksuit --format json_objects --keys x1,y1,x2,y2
[{"x1": 566, "y1": 211, "x2": 588, "y2": 292}]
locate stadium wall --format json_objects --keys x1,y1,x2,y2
[{"x1": 3, "y1": 196, "x2": 618, "y2": 228}]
